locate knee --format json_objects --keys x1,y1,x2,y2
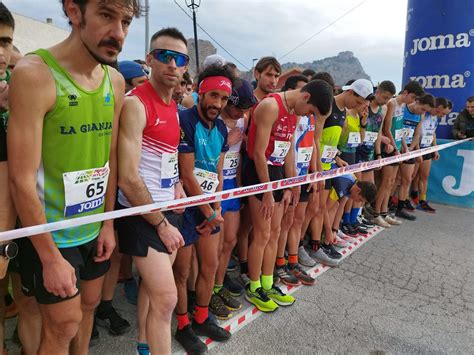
[
  {"x1": 16, "y1": 295, "x2": 40, "y2": 316},
  {"x1": 44, "y1": 311, "x2": 82, "y2": 342},
  {"x1": 270, "y1": 226, "x2": 282, "y2": 241},
  {"x1": 82, "y1": 294, "x2": 101, "y2": 313},
  {"x1": 222, "y1": 236, "x2": 237, "y2": 253},
  {"x1": 199, "y1": 259, "x2": 218, "y2": 279},
  {"x1": 292, "y1": 214, "x2": 305, "y2": 228},
  {"x1": 173, "y1": 266, "x2": 190, "y2": 285},
  {"x1": 149, "y1": 289, "x2": 177, "y2": 316}
]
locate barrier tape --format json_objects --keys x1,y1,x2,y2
[{"x1": 0, "y1": 138, "x2": 470, "y2": 242}]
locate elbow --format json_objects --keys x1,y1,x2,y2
[{"x1": 118, "y1": 173, "x2": 141, "y2": 194}]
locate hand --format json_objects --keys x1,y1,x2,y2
[
  {"x1": 335, "y1": 156, "x2": 348, "y2": 167},
  {"x1": 157, "y1": 220, "x2": 185, "y2": 252},
  {"x1": 280, "y1": 189, "x2": 292, "y2": 212},
  {"x1": 0, "y1": 81, "x2": 9, "y2": 112},
  {"x1": 375, "y1": 157, "x2": 383, "y2": 170},
  {"x1": 326, "y1": 231, "x2": 336, "y2": 245},
  {"x1": 197, "y1": 208, "x2": 224, "y2": 235},
  {"x1": 173, "y1": 182, "x2": 187, "y2": 214},
  {"x1": 317, "y1": 180, "x2": 325, "y2": 192},
  {"x1": 291, "y1": 185, "x2": 300, "y2": 206},
  {"x1": 227, "y1": 127, "x2": 243, "y2": 147},
  {"x1": 94, "y1": 223, "x2": 116, "y2": 262},
  {"x1": 458, "y1": 132, "x2": 467, "y2": 139},
  {"x1": 260, "y1": 192, "x2": 274, "y2": 220},
  {"x1": 42, "y1": 256, "x2": 78, "y2": 298},
  {"x1": 433, "y1": 151, "x2": 440, "y2": 160}
]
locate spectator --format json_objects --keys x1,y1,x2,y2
[{"x1": 452, "y1": 96, "x2": 474, "y2": 139}]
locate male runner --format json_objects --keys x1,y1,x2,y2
[
  {"x1": 115, "y1": 27, "x2": 188, "y2": 355},
  {"x1": 8, "y1": 1, "x2": 139, "y2": 354},
  {"x1": 173, "y1": 65, "x2": 234, "y2": 353},
  {"x1": 244, "y1": 79, "x2": 333, "y2": 312},
  {"x1": 118, "y1": 60, "x2": 148, "y2": 92},
  {"x1": 373, "y1": 80, "x2": 424, "y2": 227}
]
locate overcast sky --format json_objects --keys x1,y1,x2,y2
[{"x1": 5, "y1": 0, "x2": 408, "y2": 88}]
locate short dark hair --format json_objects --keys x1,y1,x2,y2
[
  {"x1": 254, "y1": 56, "x2": 281, "y2": 74},
  {"x1": 467, "y1": 96, "x2": 474, "y2": 103},
  {"x1": 417, "y1": 93, "x2": 435, "y2": 108},
  {"x1": 377, "y1": 80, "x2": 396, "y2": 95},
  {"x1": 150, "y1": 27, "x2": 187, "y2": 49},
  {"x1": 301, "y1": 68, "x2": 316, "y2": 77},
  {"x1": 197, "y1": 64, "x2": 235, "y2": 89},
  {"x1": 403, "y1": 80, "x2": 424, "y2": 96},
  {"x1": 345, "y1": 79, "x2": 356, "y2": 86},
  {"x1": 311, "y1": 72, "x2": 335, "y2": 93},
  {"x1": 183, "y1": 71, "x2": 192, "y2": 85},
  {"x1": 301, "y1": 79, "x2": 334, "y2": 116},
  {"x1": 281, "y1": 74, "x2": 308, "y2": 92},
  {"x1": 435, "y1": 97, "x2": 448, "y2": 109},
  {"x1": 0, "y1": 3, "x2": 14, "y2": 30},
  {"x1": 61, "y1": 0, "x2": 141, "y2": 24},
  {"x1": 356, "y1": 181, "x2": 377, "y2": 204}
]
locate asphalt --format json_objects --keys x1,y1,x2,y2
[{"x1": 4, "y1": 203, "x2": 474, "y2": 354}]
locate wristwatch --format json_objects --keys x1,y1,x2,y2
[{"x1": 0, "y1": 242, "x2": 18, "y2": 260}]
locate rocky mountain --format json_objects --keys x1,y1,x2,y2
[{"x1": 187, "y1": 38, "x2": 216, "y2": 77}]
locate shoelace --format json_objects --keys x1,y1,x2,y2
[{"x1": 255, "y1": 287, "x2": 271, "y2": 301}]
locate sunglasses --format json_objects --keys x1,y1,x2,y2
[{"x1": 150, "y1": 49, "x2": 190, "y2": 67}]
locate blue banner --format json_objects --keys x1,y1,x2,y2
[
  {"x1": 428, "y1": 139, "x2": 474, "y2": 208},
  {"x1": 402, "y1": 0, "x2": 474, "y2": 139}
]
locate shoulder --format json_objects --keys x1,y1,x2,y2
[
  {"x1": 107, "y1": 66, "x2": 125, "y2": 97},
  {"x1": 10, "y1": 55, "x2": 55, "y2": 89}
]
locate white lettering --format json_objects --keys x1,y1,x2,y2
[
  {"x1": 410, "y1": 31, "x2": 472, "y2": 55},
  {"x1": 442, "y1": 150, "x2": 474, "y2": 196},
  {"x1": 409, "y1": 73, "x2": 466, "y2": 89}
]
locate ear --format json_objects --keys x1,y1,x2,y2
[
  {"x1": 145, "y1": 52, "x2": 153, "y2": 67},
  {"x1": 254, "y1": 70, "x2": 260, "y2": 81},
  {"x1": 302, "y1": 91, "x2": 310, "y2": 101},
  {"x1": 64, "y1": 0, "x2": 83, "y2": 27}
]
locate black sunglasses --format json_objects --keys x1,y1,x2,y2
[{"x1": 150, "y1": 49, "x2": 190, "y2": 67}]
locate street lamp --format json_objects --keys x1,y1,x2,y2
[
  {"x1": 185, "y1": 0, "x2": 201, "y2": 73},
  {"x1": 252, "y1": 58, "x2": 258, "y2": 79},
  {"x1": 141, "y1": 0, "x2": 150, "y2": 56}
]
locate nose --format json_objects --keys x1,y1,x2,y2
[{"x1": 110, "y1": 21, "x2": 126, "y2": 44}]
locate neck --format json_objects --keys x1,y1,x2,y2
[
  {"x1": 370, "y1": 100, "x2": 379, "y2": 111},
  {"x1": 396, "y1": 94, "x2": 406, "y2": 105},
  {"x1": 254, "y1": 87, "x2": 268, "y2": 102},
  {"x1": 334, "y1": 93, "x2": 346, "y2": 110},
  {"x1": 283, "y1": 90, "x2": 296, "y2": 114},
  {"x1": 149, "y1": 76, "x2": 173, "y2": 105}
]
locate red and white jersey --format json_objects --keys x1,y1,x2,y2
[{"x1": 118, "y1": 81, "x2": 180, "y2": 206}]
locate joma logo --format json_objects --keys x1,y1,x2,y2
[
  {"x1": 410, "y1": 30, "x2": 473, "y2": 55},
  {"x1": 409, "y1": 71, "x2": 470, "y2": 89}
]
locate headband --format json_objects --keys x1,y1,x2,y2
[{"x1": 198, "y1": 76, "x2": 232, "y2": 95}]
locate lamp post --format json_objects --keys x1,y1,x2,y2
[
  {"x1": 252, "y1": 58, "x2": 258, "y2": 79},
  {"x1": 186, "y1": 0, "x2": 201, "y2": 73},
  {"x1": 141, "y1": 0, "x2": 150, "y2": 56}
]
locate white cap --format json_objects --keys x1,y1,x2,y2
[
  {"x1": 342, "y1": 79, "x2": 374, "y2": 99},
  {"x1": 202, "y1": 54, "x2": 226, "y2": 69}
]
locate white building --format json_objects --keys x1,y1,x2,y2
[{"x1": 12, "y1": 13, "x2": 70, "y2": 54}]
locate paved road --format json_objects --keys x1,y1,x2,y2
[{"x1": 5, "y1": 204, "x2": 474, "y2": 354}]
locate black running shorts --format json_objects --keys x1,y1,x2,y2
[{"x1": 242, "y1": 159, "x2": 285, "y2": 202}]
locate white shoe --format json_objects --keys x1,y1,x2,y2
[
  {"x1": 385, "y1": 215, "x2": 402, "y2": 225},
  {"x1": 374, "y1": 215, "x2": 391, "y2": 228},
  {"x1": 333, "y1": 234, "x2": 350, "y2": 248}
]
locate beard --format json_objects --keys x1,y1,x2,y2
[{"x1": 200, "y1": 100, "x2": 221, "y2": 121}]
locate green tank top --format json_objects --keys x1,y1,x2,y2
[
  {"x1": 33, "y1": 49, "x2": 115, "y2": 248},
  {"x1": 390, "y1": 100, "x2": 405, "y2": 151},
  {"x1": 338, "y1": 113, "x2": 360, "y2": 154},
  {"x1": 320, "y1": 99, "x2": 346, "y2": 170}
]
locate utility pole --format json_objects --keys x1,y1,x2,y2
[
  {"x1": 143, "y1": 0, "x2": 150, "y2": 55},
  {"x1": 186, "y1": 0, "x2": 201, "y2": 73}
]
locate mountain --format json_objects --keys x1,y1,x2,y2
[{"x1": 187, "y1": 38, "x2": 216, "y2": 77}]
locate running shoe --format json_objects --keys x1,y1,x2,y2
[
  {"x1": 298, "y1": 245, "x2": 316, "y2": 267},
  {"x1": 216, "y1": 287, "x2": 242, "y2": 311},
  {"x1": 96, "y1": 306, "x2": 131, "y2": 335},
  {"x1": 209, "y1": 294, "x2": 232, "y2": 320},
  {"x1": 404, "y1": 200, "x2": 416, "y2": 212},
  {"x1": 223, "y1": 274, "x2": 244, "y2": 296},
  {"x1": 175, "y1": 324, "x2": 208, "y2": 354},
  {"x1": 245, "y1": 285, "x2": 279, "y2": 312},
  {"x1": 276, "y1": 266, "x2": 301, "y2": 286},
  {"x1": 417, "y1": 200, "x2": 436, "y2": 213},
  {"x1": 192, "y1": 317, "x2": 231, "y2": 341},
  {"x1": 374, "y1": 215, "x2": 391, "y2": 228},
  {"x1": 288, "y1": 264, "x2": 315, "y2": 286},
  {"x1": 411, "y1": 195, "x2": 420, "y2": 206},
  {"x1": 265, "y1": 285, "x2": 295, "y2": 306},
  {"x1": 320, "y1": 244, "x2": 342, "y2": 259},
  {"x1": 333, "y1": 234, "x2": 350, "y2": 248},
  {"x1": 239, "y1": 273, "x2": 250, "y2": 287},
  {"x1": 385, "y1": 215, "x2": 402, "y2": 225},
  {"x1": 340, "y1": 223, "x2": 358, "y2": 237},
  {"x1": 358, "y1": 215, "x2": 375, "y2": 228},
  {"x1": 336, "y1": 229, "x2": 355, "y2": 242},
  {"x1": 353, "y1": 222, "x2": 369, "y2": 236},
  {"x1": 308, "y1": 248, "x2": 340, "y2": 267},
  {"x1": 395, "y1": 209, "x2": 416, "y2": 221}
]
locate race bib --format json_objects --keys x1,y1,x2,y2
[
  {"x1": 321, "y1": 145, "x2": 338, "y2": 163},
  {"x1": 421, "y1": 134, "x2": 433, "y2": 147},
  {"x1": 395, "y1": 129, "x2": 404, "y2": 141},
  {"x1": 347, "y1": 132, "x2": 361, "y2": 148},
  {"x1": 404, "y1": 127, "x2": 415, "y2": 144},
  {"x1": 223, "y1": 151, "x2": 240, "y2": 178},
  {"x1": 363, "y1": 131, "x2": 378, "y2": 146},
  {"x1": 63, "y1": 163, "x2": 109, "y2": 218},
  {"x1": 161, "y1": 152, "x2": 179, "y2": 188},
  {"x1": 268, "y1": 140, "x2": 291, "y2": 165},
  {"x1": 194, "y1": 167, "x2": 219, "y2": 194}
]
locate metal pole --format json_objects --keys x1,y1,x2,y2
[
  {"x1": 192, "y1": 4, "x2": 199, "y2": 73},
  {"x1": 145, "y1": 0, "x2": 150, "y2": 55}
]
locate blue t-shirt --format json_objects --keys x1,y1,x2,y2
[
  {"x1": 329, "y1": 174, "x2": 356, "y2": 201},
  {"x1": 402, "y1": 106, "x2": 421, "y2": 145},
  {"x1": 179, "y1": 106, "x2": 229, "y2": 173}
]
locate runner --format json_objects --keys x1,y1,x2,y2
[
  {"x1": 394, "y1": 93, "x2": 435, "y2": 220},
  {"x1": 118, "y1": 60, "x2": 148, "y2": 92},
  {"x1": 8, "y1": 1, "x2": 139, "y2": 354},
  {"x1": 415, "y1": 97, "x2": 450, "y2": 213},
  {"x1": 373, "y1": 80, "x2": 424, "y2": 228},
  {"x1": 173, "y1": 64, "x2": 235, "y2": 353},
  {"x1": 115, "y1": 27, "x2": 189, "y2": 355},
  {"x1": 307, "y1": 79, "x2": 373, "y2": 266},
  {"x1": 244, "y1": 79, "x2": 333, "y2": 312},
  {"x1": 211, "y1": 78, "x2": 256, "y2": 318}
]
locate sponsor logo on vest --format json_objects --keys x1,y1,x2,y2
[
  {"x1": 76, "y1": 195, "x2": 105, "y2": 214},
  {"x1": 104, "y1": 92, "x2": 113, "y2": 106},
  {"x1": 68, "y1": 94, "x2": 78, "y2": 107},
  {"x1": 410, "y1": 30, "x2": 473, "y2": 55},
  {"x1": 409, "y1": 71, "x2": 470, "y2": 89}
]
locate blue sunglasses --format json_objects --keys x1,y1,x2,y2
[{"x1": 150, "y1": 49, "x2": 190, "y2": 67}]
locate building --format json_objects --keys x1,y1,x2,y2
[{"x1": 12, "y1": 13, "x2": 70, "y2": 54}]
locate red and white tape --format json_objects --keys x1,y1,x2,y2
[{"x1": 0, "y1": 138, "x2": 469, "y2": 242}]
